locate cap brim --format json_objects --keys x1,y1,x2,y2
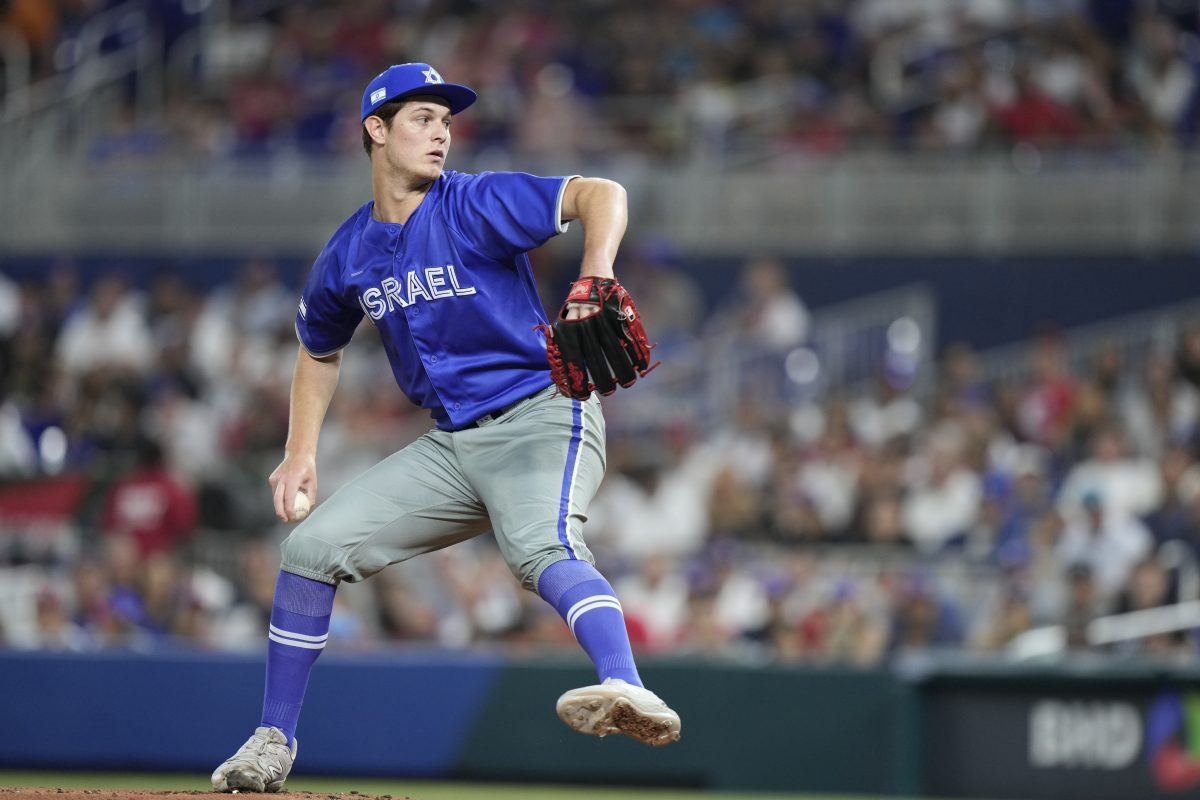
[{"x1": 364, "y1": 84, "x2": 477, "y2": 118}]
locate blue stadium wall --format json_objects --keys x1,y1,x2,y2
[
  {"x1": 0, "y1": 649, "x2": 907, "y2": 794},
  {"x1": 5, "y1": 650, "x2": 1200, "y2": 798},
  {"x1": 3, "y1": 255, "x2": 1199, "y2": 350}
]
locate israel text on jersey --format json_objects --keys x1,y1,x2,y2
[{"x1": 357, "y1": 265, "x2": 477, "y2": 320}]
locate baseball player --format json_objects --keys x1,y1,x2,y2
[{"x1": 210, "y1": 63, "x2": 680, "y2": 793}]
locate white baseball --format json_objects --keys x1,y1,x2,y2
[{"x1": 292, "y1": 490, "x2": 312, "y2": 521}]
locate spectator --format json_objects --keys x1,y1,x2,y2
[
  {"x1": 989, "y1": 444, "x2": 1055, "y2": 570},
  {"x1": 972, "y1": 587, "x2": 1035, "y2": 652},
  {"x1": 31, "y1": 587, "x2": 88, "y2": 651},
  {"x1": 588, "y1": 427, "x2": 715, "y2": 561},
  {"x1": 1176, "y1": 322, "x2": 1200, "y2": 392},
  {"x1": 100, "y1": 437, "x2": 199, "y2": 557},
  {"x1": 902, "y1": 423, "x2": 983, "y2": 553},
  {"x1": 1023, "y1": 509, "x2": 1070, "y2": 626},
  {"x1": 859, "y1": 489, "x2": 907, "y2": 546},
  {"x1": 1057, "y1": 423, "x2": 1163, "y2": 522},
  {"x1": 710, "y1": 462, "x2": 769, "y2": 541},
  {"x1": 13, "y1": 0, "x2": 1200, "y2": 165},
  {"x1": 1120, "y1": 350, "x2": 1198, "y2": 460},
  {"x1": 54, "y1": 274, "x2": 155, "y2": 378},
  {"x1": 1141, "y1": 445, "x2": 1200, "y2": 552},
  {"x1": 887, "y1": 574, "x2": 966, "y2": 656},
  {"x1": 729, "y1": 256, "x2": 810, "y2": 351},
  {"x1": 614, "y1": 555, "x2": 690, "y2": 653},
  {"x1": 215, "y1": 540, "x2": 282, "y2": 651},
  {"x1": 1064, "y1": 379, "x2": 1114, "y2": 464},
  {"x1": 1016, "y1": 326, "x2": 1077, "y2": 450},
  {"x1": 793, "y1": 397, "x2": 863, "y2": 538},
  {"x1": 0, "y1": 388, "x2": 36, "y2": 476},
  {"x1": 1056, "y1": 490, "x2": 1152, "y2": 599},
  {"x1": 1111, "y1": 557, "x2": 1183, "y2": 657},
  {"x1": 1126, "y1": 13, "x2": 1197, "y2": 143},
  {"x1": 810, "y1": 579, "x2": 889, "y2": 666},
  {"x1": 190, "y1": 256, "x2": 295, "y2": 390},
  {"x1": 372, "y1": 572, "x2": 440, "y2": 643},
  {"x1": 70, "y1": 558, "x2": 117, "y2": 647},
  {"x1": 993, "y1": 62, "x2": 1085, "y2": 145},
  {"x1": 144, "y1": 382, "x2": 226, "y2": 484},
  {"x1": 1061, "y1": 562, "x2": 1104, "y2": 650},
  {"x1": 923, "y1": 55, "x2": 990, "y2": 151},
  {"x1": 850, "y1": 374, "x2": 924, "y2": 449},
  {"x1": 708, "y1": 550, "x2": 772, "y2": 646},
  {"x1": 938, "y1": 341, "x2": 992, "y2": 416}
]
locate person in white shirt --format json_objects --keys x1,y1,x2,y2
[{"x1": 1056, "y1": 490, "x2": 1152, "y2": 600}]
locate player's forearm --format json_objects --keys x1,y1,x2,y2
[
  {"x1": 566, "y1": 177, "x2": 627, "y2": 279},
  {"x1": 284, "y1": 346, "x2": 342, "y2": 458}
]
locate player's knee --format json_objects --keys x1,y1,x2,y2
[
  {"x1": 280, "y1": 526, "x2": 359, "y2": 584},
  {"x1": 513, "y1": 546, "x2": 595, "y2": 593}
]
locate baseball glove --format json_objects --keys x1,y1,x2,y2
[{"x1": 537, "y1": 276, "x2": 657, "y2": 400}]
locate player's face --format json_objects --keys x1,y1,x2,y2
[{"x1": 380, "y1": 97, "x2": 453, "y2": 184}]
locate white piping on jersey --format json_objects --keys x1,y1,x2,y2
[
  {"x1": 565, "y1": 595, "x2": 623, "y2": 636},
  {"x1": 268, "y1": 624, "x2": 329, "y2": 650},
  {"x1": 556, "y1": 175, "x2": 582, "y2": 235}
]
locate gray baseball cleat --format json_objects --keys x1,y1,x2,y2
[
  {"x1": 556, "y1": 677, "x2": 682, "y2": 747},
  {"x1": 211, "y1": 726, "x2": 297, "y2": 793}
]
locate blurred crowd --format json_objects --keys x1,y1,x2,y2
[
  {"x1": 4, "y1": 0, "x2": 1200, "y2": 162},
  {"x1": 1, "y1": 253, "x2": 1199, "y2": 667}
]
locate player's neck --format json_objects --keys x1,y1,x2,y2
[{"x1": 372, "y1": 172, "x2": 435, "y2": 225}]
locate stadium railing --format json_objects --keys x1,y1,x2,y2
[
  {"x1": 975, "y1": 296, "x2": 1200, "y2": 385},
  {"x1": 601, "y1": 283, "x2": 936, "y2": 433},
  {"x1": 3, "y1": 149, "x2": 1199, "y2": 256}
]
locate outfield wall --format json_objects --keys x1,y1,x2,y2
[
  {"x1": 0, "y1": 649, "x2": 904, "y2": 794},
  {"x1": 3, "y1": 650, "x2": 1199, "y2": 798}
]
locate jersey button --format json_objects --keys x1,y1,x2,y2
[
  {"x1": 430, "y1": 355, "x2": 438, "y2": 363},
  {"x1": 454, "y1": 403, "x2": 461, "y2": 411}
]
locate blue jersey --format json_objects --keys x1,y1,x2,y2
[{"x1": 295, "y1": 170, "x2": 574, "y2": 431}]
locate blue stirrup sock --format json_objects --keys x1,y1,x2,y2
[
  {"x1": 260, "y1": 570, "x2": 336, "y2": 745},
  {"x1": 537, "y1": 559, "x2": 643, "y2": 687}
]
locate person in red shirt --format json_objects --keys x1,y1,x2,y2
[
  {"x1": 994, "y1": 65, "x2": 1084, "y2": 145},
  {"x1": 101, "y1": 436, "x2": 198, "y2": 557}
]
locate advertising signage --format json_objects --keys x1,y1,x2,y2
[{"x1": 923, "y1": 675, "x2": 1200, "y2": 800}]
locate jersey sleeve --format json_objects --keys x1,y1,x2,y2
[
  {"x1": 453, "y1": 172, "x2": 578, "y2": 259},
  {"x1": 295, "y1": 242, "x2": 363, "y2": 357}
]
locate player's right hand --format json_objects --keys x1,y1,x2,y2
[{"x1": 269, "y1": 454, "x2": 318, "y2": 523}]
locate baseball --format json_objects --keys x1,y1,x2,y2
[{"x1": 292, "y1": 490, "x2": 311, "y2": 521}]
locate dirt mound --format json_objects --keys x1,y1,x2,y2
[{"x1": 0, "y1": 792, "x2": 409, "y2": 800}]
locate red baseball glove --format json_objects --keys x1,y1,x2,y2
[{"x1": 537, "y1": 276, "x2": 657, "y2": 400}]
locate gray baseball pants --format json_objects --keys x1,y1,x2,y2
[{"x1": 279, "y1": 385, "x2": 603, "y2": 592}]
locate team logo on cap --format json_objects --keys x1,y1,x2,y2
[
  {"x1": 422, "y1": 67, "x2": 443, "y2": 84},
  {"x1": 369, "y1": 88, "x2": 387, "y2": 104}
]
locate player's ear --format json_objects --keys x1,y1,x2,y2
[{"x1": 363, "y1": 115, "x2": 388, "y2": 149}]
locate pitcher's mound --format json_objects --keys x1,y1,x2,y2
[{"x1": 0, "y1": 792, "x2": 410, "y2": 800}]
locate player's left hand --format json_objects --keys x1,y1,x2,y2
[{"x1": 537, "y1": 276, "x2": 658, "y2": 400}]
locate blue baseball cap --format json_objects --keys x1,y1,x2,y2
[{"x1": 361, "y1": 63, "x2": 477, "y2": 120}]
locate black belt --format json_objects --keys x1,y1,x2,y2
[{"x1": 464, "y1": 387, "x2": 547, "y2": 429}]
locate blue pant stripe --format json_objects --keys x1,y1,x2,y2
[{"x1": 556, "y1": 400, "x2": 583, "y2": 559}]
